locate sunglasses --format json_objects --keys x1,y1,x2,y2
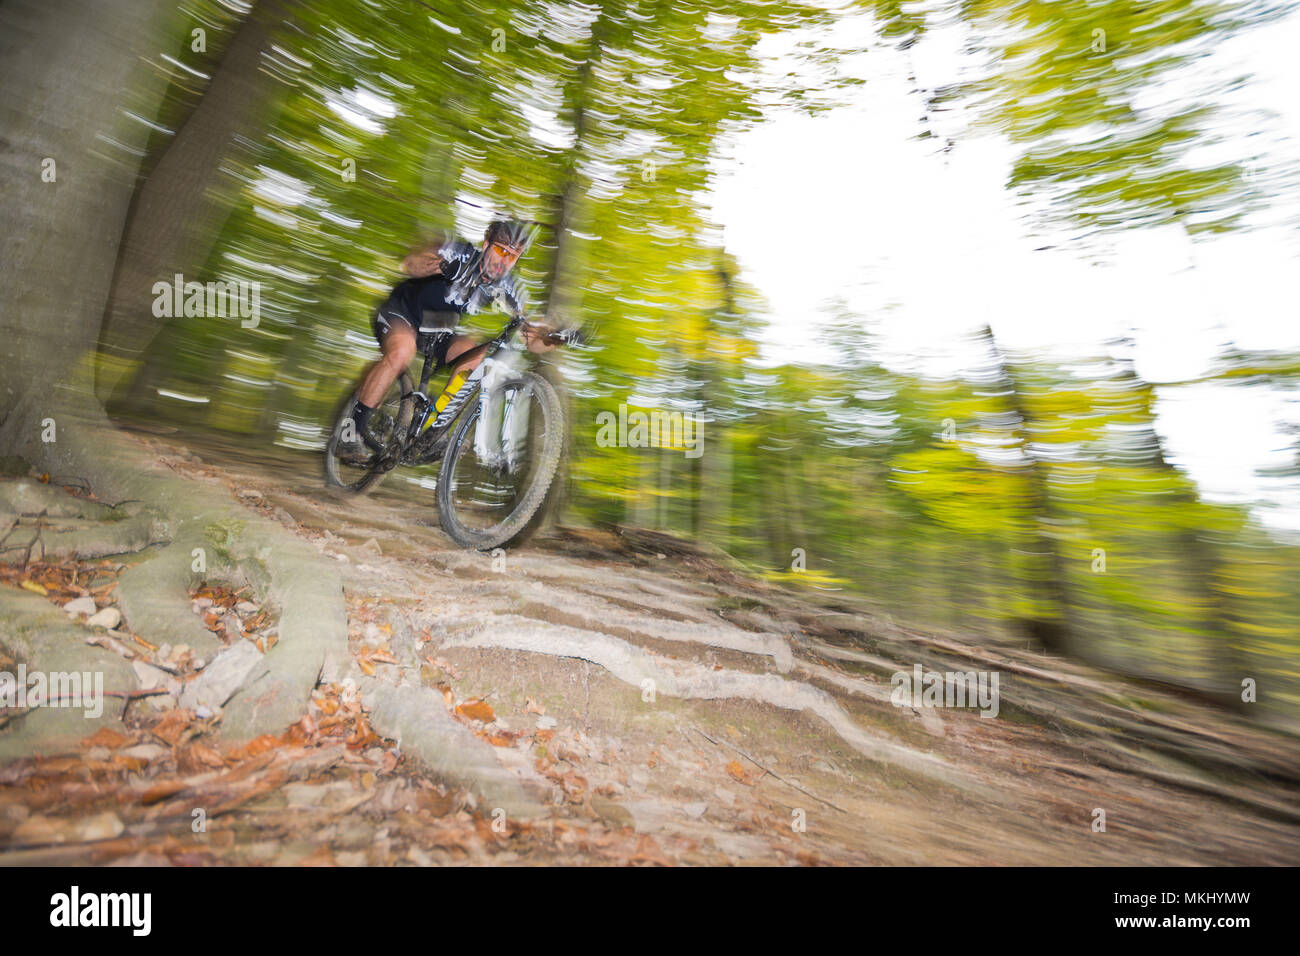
[{"x1": 488, "y1": 241, "x2": 523, "y2": 260}]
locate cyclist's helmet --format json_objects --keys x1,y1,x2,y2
[{"x1": 485, "y1": 218, "x2": 536, "y2": 253}]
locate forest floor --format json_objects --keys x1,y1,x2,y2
[{"x1": 1, "y1": 426, "x2": 1298, "y2": 866}]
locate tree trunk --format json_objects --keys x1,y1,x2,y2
[
  {"x1": 0, "y1": 0, "x2": 179, "y2": 463},
  {"x1": 101, "y1": 0, "x2": 288, "y2": 410},
  {"x1": 540, "y1": 4, "x2": 623, "y2": 326},
  {"x1": 978, "y1": 325, "x2": 1076, "y2": 655}
]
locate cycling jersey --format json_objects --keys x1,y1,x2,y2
[{"x1": 378, "y1": 238, "x2": 527, "y2": 330}]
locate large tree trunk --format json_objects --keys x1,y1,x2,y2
[
  {"x1": 101, "y1": 0, "x2": 288, "y2": 411},
  {"x1": 0, "y1": 1, "x2": 349, "y2": 752},
  {"x1": 0, "y1": 0, "x2": 178, "y2": 460}
]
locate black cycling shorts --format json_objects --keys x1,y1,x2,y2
[{"x1": 372, "y1": 306, "x2": 456, "y2": 368}]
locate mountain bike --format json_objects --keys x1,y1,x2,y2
[{"x1": 324, "y1": 312, "x2": 580, "y2": 550}]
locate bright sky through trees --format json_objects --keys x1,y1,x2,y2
[{"x1": 711, "y1": 6, "x2": 1300, "y2": 531}]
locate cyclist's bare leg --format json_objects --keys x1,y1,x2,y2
[
  {"x1": 358, "y1": 323, "x2": 416, "y2": 407},
  {"x1": 443, "y1": 334, "x2": 484, "y2": 372}
]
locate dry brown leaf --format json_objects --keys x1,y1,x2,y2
[
  {"x1": 79, "y1": 727, "x2": 131, "y2": 750},
  {"x1": 524, "y1": 696, "x2": 545, "y2": 715},
  {"x1": 725, "y1": 760, "x2": 755, "y2": 786},
  {"x1": 177, "y1": 742, "x2": 226, "y2": 772},
  {"x1": 455, "y1": 699, "x2": 495, "y2": 723},
  {"x1": 151, "y1": 708, "x2": 196, "y2": 746},
  {"x1": 225, "y1": 734, "x2": 281, "y2": 761}
]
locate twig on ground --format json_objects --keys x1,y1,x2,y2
[{"x1": 689, "y1": 724, "x2": 847, "y2": 814}]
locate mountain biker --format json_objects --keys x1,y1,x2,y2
[{"x1": 338, "y1": 218, "x2": 557, "y2": 458}]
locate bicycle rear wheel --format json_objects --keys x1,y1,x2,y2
[
  {"x1": 435, "y1": 370, "x2": 564, "y2": 550},
  {"x1": 324, "y1": 372, "x2": 413, "y2": 494}
]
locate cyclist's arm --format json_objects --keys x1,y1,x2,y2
[
  {"x1": 400, "y1": 248, "x2": 444, "y2": 278},
  {"x1": 401, "y1": 234, "x2": 464, "y2": 278}
]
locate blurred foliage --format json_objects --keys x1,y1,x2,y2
[{"x1": 110, "y1": 0, "x2": 1300, "y2": 725}]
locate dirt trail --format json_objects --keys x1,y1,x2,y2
[{"x1": 3, "y1": 429, "x2": 1299, "y2": 865}]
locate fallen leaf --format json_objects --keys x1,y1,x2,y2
[
  {"x1": 524, "y1": 696, "x2": 545, "y2": 715},
  {"x1": 177, "y1": 742, "x2": 226, "y2": 772},
  {"x1": 19, "y1": 580, "x2": 47, "y2": 595},
  {"x1": 455, "y1": 699, "x2": 495, "y2": 723},
  {"x1": 80, "y1": 727, "x2": 131, "y2": 750},
  {"x1": 226, "y1": 734, "x2": 281, "y2": 761},
  {"x1": 725, "y1": 760, "x2": 755, "y2": 786},
  {"x1": 151, "y1": 708, "x2": 196, "y2": 746}
]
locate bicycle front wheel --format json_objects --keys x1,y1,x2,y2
[{"x1": 435, "y1": 370, "x2": 564, "y2": 550}]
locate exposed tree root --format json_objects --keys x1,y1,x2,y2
[
  {"x1": 351, "y1": 668, "x2": 550, "y2": 821},
  {"x1": 114, "y1": 537, "x2": 226, "y2": 656},
  {"x1": 0, "y1": 413, "x2": 348, "y2": 746},
  {"x1": 0, "y1": 588, "x2": 137, "y2": 759},
  {"x1": 438, "y1": 615, "x2": 992, "y2": 797}
]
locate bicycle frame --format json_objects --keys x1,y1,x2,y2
[{"x1": 396, "y1": 313, "x2": 527, "y2": 456}]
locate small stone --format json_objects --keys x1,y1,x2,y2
[
  {"x1": 85, "y1": 607, "x2": 121, "y2": 629},
  {"x1": 120, "y1": 743, "x2": 167, "y2": 762},
  {"x1": 76, "y1": 812, "x2": 124, "y2": 841},
  {"x1": 194, "y1": 597, "x2": 213, "y2": 610},
  {"x1": 180, "y1": 639, "x2": 262, "y2": 711},
  {"x1": 63, "y1": 596, "x2": 97, "y2": 617},
  {"x1": 536, "y1": 715, "x2": 557, "y2": 730},
  {"x1": 235, "y1": 601, "x2": 259, "y2": 615},
  {"x1": 683, "y1": 801, "x2": 708, "y2": 819},
  {"x1": 132, "y1": 661, "x2": 169, "y2": 690},
  {"x1": 157, "y1": 643, "x2": 172, "y2": 661},
  {"x1": 85, "y1": 747, "x2": 110, "y2": 762},
  {"x1": 170, "y1": 644, "x2": 191, "y2": 661}
]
